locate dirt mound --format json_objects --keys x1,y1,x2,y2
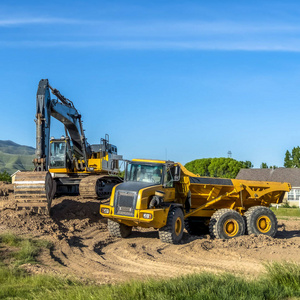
[
  {"x1": 0, "y1": 182, "x2": 13, "y2": 196},
  {"x1": 187, "y1": 233, "x2": 299, "y2": 255},
  {"x1": 0, "y1": 182, "x2": 15, "y2": 210},
  {"x1": 0, "y1": 197, "x2": 107, "y2": 240}
]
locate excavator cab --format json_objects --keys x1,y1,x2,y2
[{"x1": 49, "y1": 137, "x2": 71, "y2": 171}]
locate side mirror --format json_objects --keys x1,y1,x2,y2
[{"x1": 173, "y1": 165, "x2": 181, "y2": 181}]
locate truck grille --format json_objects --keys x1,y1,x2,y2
[{"x1": 115, "y1": 190, "x2": 137, "y2": 217}]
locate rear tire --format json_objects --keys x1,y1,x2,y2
[
  {"x1": 107, "y1": 219, "x2": 132, "y2": 238},
  {"x1": 244, "y1": 206, "x2": 277, "y2": 237},
  {"x1": 159, "y1": 207, "x2": 184, "y2": 244},
  {"x1": 209, "y1": 209, "x2": 245, "y2": 239}
]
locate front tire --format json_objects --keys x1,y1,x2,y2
[
  {"x1": 209, "y1": 209, "x2": 245, "y2": 239},
  {"x1": 107, "y1": 219, "x2": 132, "y2": 238},
  {"x1": 244, "y1": 206, "x2": 277, "y2": 237},
  {"x1": 159, "y1": 207, "x2": 184, "y2": 244}
]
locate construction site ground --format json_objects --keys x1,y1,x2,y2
[{"x1": 0, "y1": 182, "x2": 299, "y2": 284}]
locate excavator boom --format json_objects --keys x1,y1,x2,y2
[{"x1": 34, "y1": 79, "x2": 90, "y2": 171}]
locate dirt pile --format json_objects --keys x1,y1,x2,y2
[
  {"x1": 0, "y1": 182, "x2": 14, "y2": 210},
  {"x1": 0, "y1": 182, "x2": 13, "y2": 196},
  {"x1": 0, "y1": 196, "x2": 107, "y2": 240}
]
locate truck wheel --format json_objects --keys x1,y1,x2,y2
[
  {"x1": 107, "y1": 219, "x2": 132, "y2": 238},
  {"x1": 159, "y1": 207, "x2": 184, "y2": 244},
  {"x1": 244, "y1": 206, "x2": 277, "y2": 237},
  {"x1": 185, "y1": 218, "x2": 209, "y2": 236},
  {"x1": 209, "y1": 209, "x2": 245, "y2": 239}
]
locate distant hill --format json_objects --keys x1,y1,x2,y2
[
  {"x1": 0, "y1": 140, "x2": 35, "y2": 174},
  {"x1": 0, "y1": 140, "x2": 35, "y2": 155}
]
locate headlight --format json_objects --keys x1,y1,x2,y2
[
  {"x1": 143, "y1": 213, "x2": 152, "y2": 219},
  {"x1": 101, "y1": 208, "x2": 110, "y2": 214}
]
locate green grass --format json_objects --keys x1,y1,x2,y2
[
  {"x1": 0, "y1": 233, "x2": 52, "y2": 266},
  {"x1": 0, "y1": 233, "x2": 299, "y2": 299},
  {"x1": 0, "y1": 262, "x2": 299, "y2": 299},
  {"x1": 271, "y1": 207, "x2": 300, "y2": 217}
]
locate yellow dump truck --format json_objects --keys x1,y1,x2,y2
[{"x1": 100, "y1": 159, "x2": 291, "y2": 244}]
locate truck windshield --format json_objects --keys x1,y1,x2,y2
[
  {"x1": 50, "y1": 141, "x2": 66, "y2": 168},
  {"x1": 126, "y1": 163, "x2": 163, "y2": 184}
]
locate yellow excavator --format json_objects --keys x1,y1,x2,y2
[{"x1": 14, "y1": 79, "x2": 123, "y2": 214}]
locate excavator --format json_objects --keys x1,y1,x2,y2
[{"x1": 14, "y1": 79, "x2": 123, "y2": 214}]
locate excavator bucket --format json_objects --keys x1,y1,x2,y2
[{"x1": 14, "y1": 171, "x2": 55, "y2": 214}]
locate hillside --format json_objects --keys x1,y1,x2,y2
[
  {"x1": 0, "y1": 140, "x2": 35, "y2": 174},
  {"x1": 0, "y1": 140, "x2": 35, "y2": 155}
]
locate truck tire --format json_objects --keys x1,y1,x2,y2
[
  {"x1": 107, "y1": 219, "x2": 132, "y2": 238},
  {"x1": 209, "y1": 209, "x2": 245, "y2": 239},
  {"x1": 185, "y1": 218, "x2": 209, "y2": 236},
  {"x1": 244, "y1": 206, "x2": 277, "y2": 237},
  {"x1": 159, "y1": 207, "x2": 184, "y2": 244}
]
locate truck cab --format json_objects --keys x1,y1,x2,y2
[{"x1": 100, "y1": 159, "x2": 184, "y2": 242}]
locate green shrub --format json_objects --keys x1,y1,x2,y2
[{"x1": 0, "y1": 170, "x2": 11, "y2": 182}]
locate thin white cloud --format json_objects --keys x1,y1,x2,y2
[
  {"x1": 1, "y1": 17, "x2": 300, "y2": 52},
  {"x1": 0, "y1": 17, "x2": 82, "y2": 26},
  {"x1": 1, "y1": 17, "x2": 300, "y2": 35},
  {"x1": 1, "y1": 39, "x2": 300, "y2": 52}
]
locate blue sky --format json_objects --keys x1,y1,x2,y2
[{"x1": 1, "y1": 0, "x2": 300, "y2": 167}]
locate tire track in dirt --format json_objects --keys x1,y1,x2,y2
[{"x1": 0, "y1": 191, "x2": 299, "y2": 284}]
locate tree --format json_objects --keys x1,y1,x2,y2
[
  {"x1": 243, "y1": 161, "x2": 253, "y2": 169},
  {"x1": 292, "y1": 146, "x2": 300, "y2": 167},
  {"x1": 184, "y1": 157, "x2": 253, "y2": 179},
  {"x1": 0, "y1": 171, "x2": 11, "y2": 182},
  {"x1": 284, "y1": 150, "x2": 292, "y2": 168},
  {"x1": 284, "y1": 147, "x2": 300, "y2": 168},
  {"x1": 260, "y1": 162, "x2": 268, "y2": 168}
]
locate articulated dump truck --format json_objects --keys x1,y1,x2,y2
[{"x1": 100, "y1": 159, "x2": 291, "y2": 244}]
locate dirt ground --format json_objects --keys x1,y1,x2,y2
[{"x1": 0, "y1": 182, "x2": 299, "y2": 284}]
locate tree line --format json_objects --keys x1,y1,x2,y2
[
  {"x1": 184, "y1": 157, "x2": 253, "y2": 179},
  {"x1": 184, "y1": 146, "x2": 300, "y2": 179}
]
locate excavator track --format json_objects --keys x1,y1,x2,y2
[
  {"x1": 14, "y1": 171, "x2": 55, "y2": 214},
  {"x1": 79, "y1": 175, "x2": 122, "y2": 199}
]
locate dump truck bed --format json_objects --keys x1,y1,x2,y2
[{"x1": 178, "y1": 164, "x2": 291, "y2": 218}]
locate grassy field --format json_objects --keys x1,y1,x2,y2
[
  {"x1": 0, "y1": 233, "x2": 300, "y2": 299},
  {"x1": 271, "y1": 207, "x2": 300, "y2": 218}
]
